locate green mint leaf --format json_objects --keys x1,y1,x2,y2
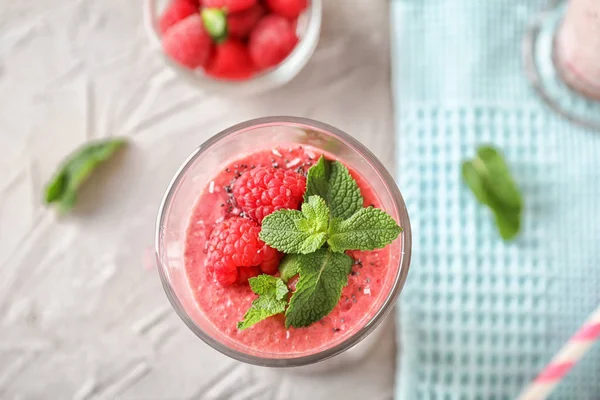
[
  {"x1": 300, "y1": 196, "x2": 329, "y2": 232},
  {"x1": 260, "y1": 196, "x2": 330, "y2": 254},
  {"x1": 249, "y1": 274, "x2": 289, "y2": 300},
  {"x1": 305, "y1": 156, "x2": 363, "y2": 220},
  {"x1": 278, "y1": 254, "x2": 302, "y2": 282},
  {"x1": 493, "y1": 208, "x2": 521, "y2": 241},
  {"x1": 238, "y1": 275, "x2": 288, "y2": 330},
  {"x1": 237, "y1": 296, "x2": 286, "y2": 331},
  {"x1": 285, "y1": 249, "x2": 353, "y2": 328},
  {"x1": 45, "y1": 172, "x2": 67, "y2": 203},
  {"x1": 260, "y1": 209, "x2": 310, "y2": 252},
  {"x1": 299, "y1": 231, "x2": 328, "y2": 254},
  {"x1": 462, "y1": 145, "x2": 523, "y2": 241},
  {"x1": 305, "y1": 155, "x2": 331, "y2": 203},
  {"x1": 201, "y1": 8, "x2": 227, "y2": 43},
  {"x1": 44, "y1": 138, "x2": 127, "y2": 213},
  {"x1": 327, "y1": 208, "x2": 402, "y2": 252},
  {"x1": 474, "y1": 146, "x2": 523, "y2": 209}
]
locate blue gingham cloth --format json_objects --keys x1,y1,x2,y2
[{"x1": 391, "y1": 1, "x2": 600, "y2": 398}]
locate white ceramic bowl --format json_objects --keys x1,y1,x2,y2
[{"x1": 144, "y1": 0, "x2": 322, "y2": 95}]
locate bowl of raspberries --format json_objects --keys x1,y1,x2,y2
[{"x1": 145, "y1": 0, "x2": 321, "y2": 94}]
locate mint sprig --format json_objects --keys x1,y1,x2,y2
[
  {"x1": 462, "y1": 145, "x2": 523, "y2": 241},
  {"x1": 328, "y1": 207, "x2": 403, "y2": 252},
  {"x1": 284, "y1": 250, "x2": 353, "y2": 328},
  {"x1": 305, "y1": 156, "x2": 363, "y2": 219},
  {"x1": 278, "y1": 254, "x2": 302, "y2": 283},
  {"x1": 239, "y1": 155, "x2": 403, "y2": 330},
  {"x1": 260, "y1": 196, "x2": 330, "y2": 254},
  {"x1": 237, "y1": 275, "x2": 289, "y2": 330}
]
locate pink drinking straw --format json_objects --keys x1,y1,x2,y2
[{"x1": 516, "y1": 304, "x2": 600, "y2": 400}]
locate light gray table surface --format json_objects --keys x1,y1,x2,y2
[{"x1": 0, "y1": 0, "x2": 397, "y2": 398}]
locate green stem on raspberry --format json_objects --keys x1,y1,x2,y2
[{"x1": 201, "y1": 8, "x2": 228, "y2": 43}]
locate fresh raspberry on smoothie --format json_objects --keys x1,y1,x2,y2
[
  {"x1": 205, "y1": 217, "x2": 280, "y2": 285},
  {"x1": 233, "y1": 167, "x2": 306, "y2": 222}
]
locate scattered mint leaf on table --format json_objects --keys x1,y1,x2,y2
[
  {"x1": 304, "y1": 156, "x2": 363, "y2": 219},
  {"x1": 284, "y1": 249, "x2": 353, "y2": 328},
  {"x1": 237, "y1": 275, "x2": 289, "y2": 330},
  {"x1": 44, "y1": 138, "x2": 127, "y2": 213},
  {"x1": 327, "y1": 207, "x2": 403, "y2": 252},
  {"x1": 240, "y1": 155, "x2": 403, "y2": 330},
  {"x1": 462, "y1": 145, "x2": 523, "y2": 241},
  {"x1": 260, "y1": 196, "x2": 330, "y2": 254},
  {"x1": 201, "y1": 8, "x2": 227, "y2": 43}
]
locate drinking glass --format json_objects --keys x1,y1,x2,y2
[
  {"x1": 524, "y1": 0, "x2": 600, "y2": 130},
  {"x1": 155, "y1": 117, "x2": 412, "y2": 367}
]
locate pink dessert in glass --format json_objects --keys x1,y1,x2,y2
[{"x1": 156, "y1": 117, "x2": 411, "y2": 366}]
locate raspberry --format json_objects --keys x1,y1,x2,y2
[
  {"x1": 249, "y1": 15, "x2": 298, "y2": 71},
  {"x1": 202, "y1": 0, "x2": 256, "y2": 12},
  {"x1": 162, "y1": 15, "x2": 213, "y2": 69},
  {"x1": 265, "y1": 0, "x2": 308, "y2": 19},
  {"x1": 159, "y1": 0, "x2": 198, "y2": 34},
  {"x1": 259, "y1": 250, "x2": 283, "y2": 274},
  {"x1": 236, "y1": 266, "x2": 261, "y2": 284},
  {"x1": 227, "y1": 4, "x2": 265, "y2": 38},
  {"x1": 205, "y1": 39, "x2": 255, "y2": 80},
  {"x1": 206, "y1": 217, "x2": 280, "y2": 286},
  {"x1": 233, "y1": 167, "x2": 306, "y2": 222}
]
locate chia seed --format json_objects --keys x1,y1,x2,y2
[
  {"x1": 225, "y1": 168, "x2": 231, "y2": 173},
  {"x1": 272, "y1": 162, "x2": 279, "y2": 169},
  {"x1": 365, "y1": 278, "x2": 371, "y2": 283},
  {"x1": 332, "y1": 328, "x2": 340, "y2": 333},
  {"x1": 220, "y1": 203, "x2": 225, "y2": 207},
  {"x1": 224, "y1": 185, "x2": 232, "y2": 193}
]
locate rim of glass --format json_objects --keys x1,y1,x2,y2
[{"x1": 155, "y1": 116, "x2": 412, "y2": 367}]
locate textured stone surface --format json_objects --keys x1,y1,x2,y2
[{"x1": 0, "y1": 0, "x2": 396, "y2": 398}]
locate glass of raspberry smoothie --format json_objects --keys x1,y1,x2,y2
[
  {"x1": 524, "y1": 0, "x2": 600, "y2": 129},
  {"x1": 155, "y1": 117, "x2": 411, "y2": 367}
]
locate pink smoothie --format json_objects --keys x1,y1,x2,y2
[
  {"x1": 184, "y1": 145, "x2": 401, "y2": 357},
  {"x1": 555, "y1": 0, "x2": 600, "y2": 99}
]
